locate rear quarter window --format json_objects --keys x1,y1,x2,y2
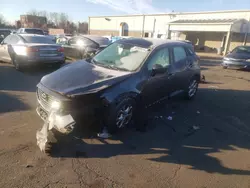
[{"x1": 186, "y1": 46, "x2": 195, "y2": 56}]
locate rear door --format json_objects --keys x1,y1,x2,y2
[
  {"x1": 0, "y1": 35, "x2": 12, "y2": 62},
  {"x1": 171, "y1": 45, "x2": 192, "y2": 90}
]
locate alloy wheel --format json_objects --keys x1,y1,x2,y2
[
  {"x1": 188, "y1": 80, "x2": 198, "y2": 98},
  {"x1": 116, "y1": 104, "x2": 133, "y2": 128}
]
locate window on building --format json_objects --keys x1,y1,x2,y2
[{"x1": 173, "y1": 46, "x2": 187, "y2": 63}]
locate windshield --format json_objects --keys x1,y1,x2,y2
[
  {"x1": 25, "y1": 29, "x2": 44, "y2": 35},
  {"x1": 93, "y1": 42, "x2": 149, "y2": 72},
  {"x1": 232, "y1": 46, "x2": 250, "y2": 54},
  {"x1": 22, "y1": 36, "x2": 56, "y2": 44}
]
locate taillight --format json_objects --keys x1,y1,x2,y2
[
  {"x1": 57, "y1": 47, "x2": 64, "y2": 52},
  {"x1": 27, "y1": 47, "x2": 39, "y2": 52}
]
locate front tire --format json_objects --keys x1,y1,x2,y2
[
  {"x1": 105, "y1": 98, "x2": 136, "y2": 133},
  {"x1": 184, "y1": 77, "x2": 199, "y2": 100}
]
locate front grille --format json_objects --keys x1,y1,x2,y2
[{"x1": 37, "y1": 88, "x2": 56, "y2": 112}]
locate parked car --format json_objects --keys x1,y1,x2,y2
[
  {"x1": 16, "y1": 28, "x2": 45, "y2": 35},
  {"x1": 0, "y1": 34, "x2": 65, "y2": 70},
  {"x1": 222, "y1": 45, "x2": 250, "y2": 69},
  {"x1": 36, "y1": 38, "x2": 200, "y2": 134},
  {"x1": 0, "y1": 29, "x2": 12, "y2": 43},
  {"x1": 59, "y1": 35, "x2": 110, "y2": 59}
]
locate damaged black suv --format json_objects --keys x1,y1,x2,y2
[{"x1": 36, "y1": 38, "x2": 200, "y2": 134}]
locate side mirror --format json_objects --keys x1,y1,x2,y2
[{"x1": 151, "y1": 64, "x2": 166, "y2": 76}]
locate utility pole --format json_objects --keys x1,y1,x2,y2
[
  {"x1": 141, "y1": 15, "x2": 145, "y2": 38},
  {"x1": 243, "y1": 17, "x2": 250, "y2": 46}
]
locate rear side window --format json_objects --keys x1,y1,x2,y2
[
  {"x1": 24, "y1": 29, "x2": 44, "y2": 35},
  {"x1": 68, "y1": 37, "x2": 95, "y2": 46},
  {"x1": 186, "y1": 46, "x2": 195, "y2": 56},
  {"x1": 173, "y1": 46, "x2": 187, "y2": 62}
]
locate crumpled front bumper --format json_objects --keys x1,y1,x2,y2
[
  {"x1": 36, "y1": 107, "x2": 76, "y2": 152},
  {"x1": 36, "y1": 104, "x2": 76, "y2": 134}
]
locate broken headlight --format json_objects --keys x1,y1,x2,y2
[{"x1": 51, "y1": 101, "x2": 61, "y2": 110}]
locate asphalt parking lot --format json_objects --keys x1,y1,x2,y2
[{"x1": 0, "y1": 59, "x2": 250, "y2": 188}]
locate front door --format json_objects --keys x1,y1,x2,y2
[{"x1": 141, "y1": 47, "x2": 173, "y2": 106}]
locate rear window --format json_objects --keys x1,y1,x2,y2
[
  {"x1": 24, "y1": 29, "x2": 44, "y2": 35},
  {"x1": 22, "y1": 36, "x2": 55, "y2": 44}
]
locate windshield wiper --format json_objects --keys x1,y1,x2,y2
[
  {"x1": 109, "y1": 66, "x2": 130, "y2": 72},
  {"x1": 92, "y1": 59, "x2": 130, "y2": 72}
]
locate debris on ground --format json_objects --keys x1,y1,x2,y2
[
  {"x1": 192, "y1": 125, "x2": 200, "y2": 130},
  {"x1": 208, "y1": 85, "x2": 219, "y2": 91},
  {"x1": 167, "y1": 116, "x2": 173, "y2": 121},
  {"x1": 154, "y1": 116, "x2": 176, "y2": 132},
  {"x1": 36, "y1": 122, "x2": 49, "y2": 152},
  {"x1": 200, "y1": 75, "x2": 206, "y2": 83},
  {"x1": 24, "y1": 164, "x2": 33, "y2": 168},
  {"x1": 97, "y1": 127, "x2": 111, "y2": 139}
]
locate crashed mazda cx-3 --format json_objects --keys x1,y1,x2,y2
[{"x1": 36, "y1": 38, "x2": 200, "y2": 134}]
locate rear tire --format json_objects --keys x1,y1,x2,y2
[{"x1": 184, "y1": 76, "x2": 199, "y2": 100}]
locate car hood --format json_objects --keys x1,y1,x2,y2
[
  {"x1": 40, "y1": 60, "x2": 132, "y2": 96},
  {"x1": 225, "y1": 52, "x2": 250, "y2": 60}
]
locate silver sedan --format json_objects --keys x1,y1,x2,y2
[{"x1": 0, "y1": 34, "x2": 65, "y2": 71}]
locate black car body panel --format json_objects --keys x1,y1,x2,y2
[
  {"x1": 62, "y1": 35, "x2": 110, "y2": 59},
  {"x1": 36, "y1": 38, "x2": 200, "y2": 127}
]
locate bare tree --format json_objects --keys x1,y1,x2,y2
[
  {"x1": 78, "y1": 22, "x2": 88, "y2": 34},
  {"x1": 0, "y1": 14, "x2": 6, "y2": 27},
  {"x1": 58, "y1": 13, "x2": 68, "y2": 29},
  {"x1": 27, "y1": 9, "x2": 39, "y2": 16},
  {"x1": 25, "y1": 9, "x2": 79, "y2": 34}
]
